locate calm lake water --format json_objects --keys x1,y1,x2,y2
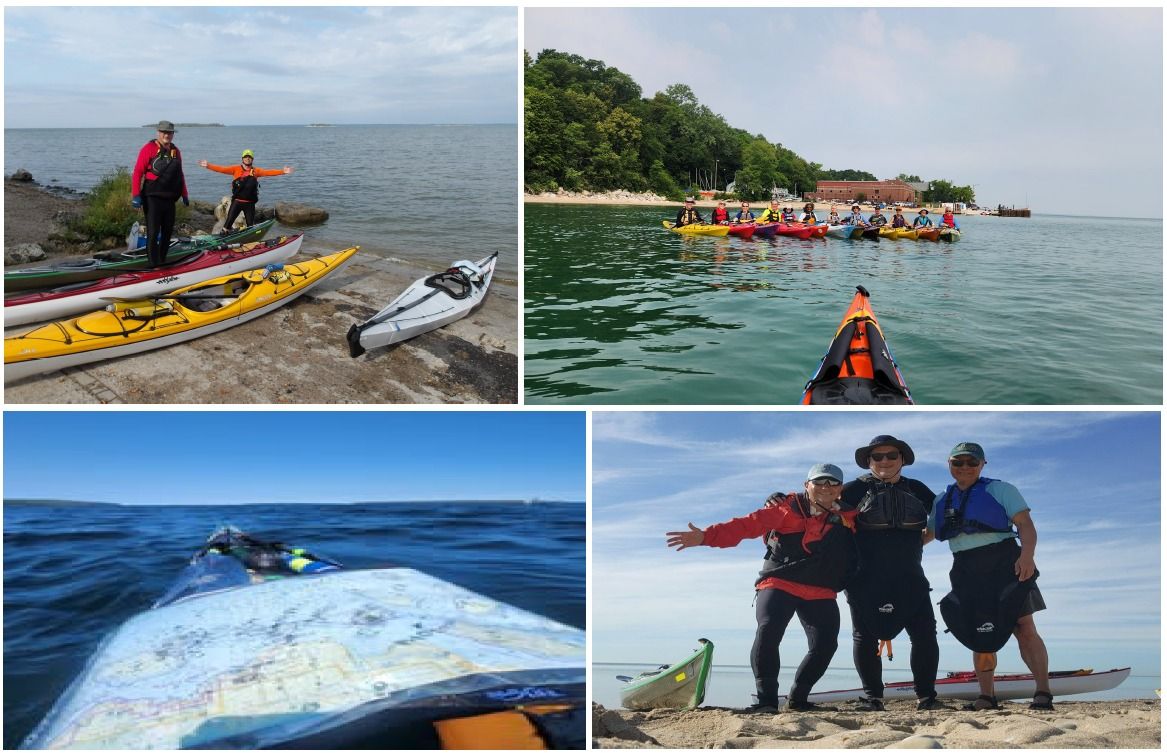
[
  {"x1": 3, "y1": 501, "x2": 583, "y2": 749},
  {"x1": 5, "y1": 125, "x2": 517, "y2": 279},
  {"x1": 524, "y1": 205, "x2": 1162, "y2": 404}
]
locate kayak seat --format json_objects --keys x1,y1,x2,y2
[{"x1": 425, "y1": 270, "x2": 473, "y2": 299}]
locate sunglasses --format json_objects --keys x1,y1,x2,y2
[
  {"x1": 869, "y1": 451, "x2": 900, "y2": 462},
  {"x1": 950, "y1": 458, "x2": 982, "y2": 468},
  {"x1": 810, "y1": 478, "x2": 842, "y2": 487}
]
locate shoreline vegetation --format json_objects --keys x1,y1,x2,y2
[{"x1": 525, "y1": 50, "x2": 976, "y2": 205}]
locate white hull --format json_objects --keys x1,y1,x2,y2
[
  {"x1": 786, "y1": 667, "x2": 1131, "y2": 703},
  {"x1": 4, "y1": 236, "x2": 303, "y2": 328},
  {"x1": 356, "y1": 253, "x2": 497, "y2": 352},
  {"x1": 5, "y1": 250, "x2": 349, "y2": 383}
]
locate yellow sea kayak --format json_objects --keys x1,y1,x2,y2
[
  {"x1": 5, "y1": 247, "x2": 358, "y2": 383},
  {"x1": 662, "y1": 220, "x2": 730, "y2": 237}
]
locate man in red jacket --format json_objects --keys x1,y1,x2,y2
[
  {"x1": 667, "y1": 463, "x2": 858, "y2": 712},
  {"x1": 131, "y1": 120, "x2": 189, "y2": 267}
]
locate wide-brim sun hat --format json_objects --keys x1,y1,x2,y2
[
  {"x1": 854, "y1": 435, "x2": 915, "y2": 467},
  {"x1": 156, "y1": 120, "x2": 176, "y2": 133}
]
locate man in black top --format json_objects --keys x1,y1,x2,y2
[
  {"x1": 675, "y1": 197, "x2": 704, "y2": 227},
  {"x1": 839, "y1": 435, "x2": 945, "y2": 711}
]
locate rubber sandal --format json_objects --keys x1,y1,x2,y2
[
  {"x1": 1029, "y1": 690, "x2": 1055, "y2": 710},
  {"x1": 962, "y1": 694, "x2": 1000, "y2": 711}
]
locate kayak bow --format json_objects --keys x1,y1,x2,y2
[{"x1": 801, "y1": 285, "x2": 913, "y2": 405}]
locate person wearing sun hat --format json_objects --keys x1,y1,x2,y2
[
  {"x1": 674, "y1": 196, "x2": 704, "y2": 227},
  {"x1": 666, "y1": 463, "x2": 858, "y2": 713},
  {"x1": 131, "y1": 120, "x2": 190, "y2": 267},
  {"x1": 912, "y1": 207, "x2": 934, "y2": 228},
  {"x1": 199, "y1": 149, "x2": 295, "y2": 233},
  {"x1": 928, "y1": 441, "x2": 1052, "y2": 712},
  {"x1": 837, "y1": 435, "x2": 944, "y2": 711}
]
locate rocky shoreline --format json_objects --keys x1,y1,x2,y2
[{"x1": 4, "y1": 179, "x2": 517, "y2": 404}]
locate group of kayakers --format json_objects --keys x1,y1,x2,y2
[
  {"x1": 676, "y1": 197, "x2": 960, "y2": 232},
  {"x1": 131, "y1": 119, "x2": 295, "y2": 267},
  {"x1": 666, "y1": 435, "x2": 1050, "y2": 714}
]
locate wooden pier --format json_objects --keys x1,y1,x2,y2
[{"x1": 996, "y1": 205, "x2": 1031, "y2": 217}]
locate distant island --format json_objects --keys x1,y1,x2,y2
[
  {"x1": 307, "y1": 123, "x2": 334, "y2": 127},
  {"x1": 140, "y1": 123, "x2": 224, "y2": 128}
]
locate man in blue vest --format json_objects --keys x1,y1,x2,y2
[{"x1": 927, "y1": 442, "x2": 1052, "y2": 711}]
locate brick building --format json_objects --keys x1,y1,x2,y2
[{"x1": 805, "y1": 179, "x2": 918, "y2": 204}]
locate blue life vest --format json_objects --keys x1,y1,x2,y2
[
  {"x1": 735, "y1": 210, "x2": 755, "y2": 222},
  {"x1": 935, "y1": 477, "x2": 1015, "y2": 541}
]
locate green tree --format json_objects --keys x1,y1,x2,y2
[
  {"x1": 735, "y1": 139, "x2": 778, "y2": 201},
  {"x1": 896, "y1": 173, "x2": 922, "y2": 183}
]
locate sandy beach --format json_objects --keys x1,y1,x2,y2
[
  {"x1": 524, "y1": 190, "x2": 954, "y2": 214},
  {"x1": 593, "y1": 699, "x2": 1161, "y2": 749},
  {"x1": 4, "y1": 180, "x2": 517, "y2": 404}
]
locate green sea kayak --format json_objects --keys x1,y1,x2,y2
[
  {"x1": 618, "y1": 639, "x2": 714, "y2": 710},
  {"x1": 4, "y1": 219, "x2": 277, "y2": 292}
]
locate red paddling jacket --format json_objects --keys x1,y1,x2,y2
[{"x1": 704, "y1": 494, "x2": 858, "y2": 599}]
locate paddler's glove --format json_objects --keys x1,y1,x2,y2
[
  {"x1": 131, "y1": 196, "x2": 142, "y2": 209},
  {"x1": 181, "y1": 196, "x2": 189, "y2": 207}
]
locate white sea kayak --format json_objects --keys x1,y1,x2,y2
[
  {"x1": 783, "y1": 667, "x2": 1131, "y2": 704},
  {"x1": 346, "y1": 252, "x2": 498, "y2": 357}
]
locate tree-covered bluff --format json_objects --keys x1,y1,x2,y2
[{"x1": 525, "y1": 50, "x2": 975, "y2": 204}]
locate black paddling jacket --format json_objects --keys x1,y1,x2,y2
[{"x1": 840, "y1": 475, "x2": 935, "y2": 569}]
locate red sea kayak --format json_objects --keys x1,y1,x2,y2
[
  {"x1": 916, "y1": 227, "x2": 941, "y2": 241},
  {"x1": 801, "y1": 285, "x2": 913, "y2": 405},
  {"x1": 5, "y1": 235, "x2": 305, "y2": 328},
  {"x1": 726, "y1": 224, "x2": 756, "y2": 238},
  {"x1": 775, "y1": 223, "x2": 815, "y2": 240}
]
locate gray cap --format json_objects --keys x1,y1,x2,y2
[
  {"x1": 806, "y1": 463, "x2": 845, "y2": 483},
  {"x1": 949, "y1": 442, "x2": 985, "y2": 461},
  {"x1": 156, "y1": 120, "x2": 176, "y2": 133}
]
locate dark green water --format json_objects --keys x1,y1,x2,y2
[{"x1": 524, "y1": 204, "x2": 1162, "y2": 404}]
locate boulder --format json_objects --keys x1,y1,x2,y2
[
  {"x1": 275, "y1": 201, "x2": 329, "y2": 226},
  {"x1": 5, "y1": 242, "x2": 46, "y2": 265},
  {"x1": 10, "y1": 168, "x2": 33, "y2": 182}
]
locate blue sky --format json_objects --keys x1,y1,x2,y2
[
  {"x1": 526, "y1": 7, "x2": 1163, "y2": 219},
  {"x1": 3, "y1": 411, "x2": 584, "y2": 504},
  {"x1": 592, "y1": 412, "x2": 1160, "y2": 678},
  {"x1": 4, "y1": 7, "x2": 517, "y2": 127}
]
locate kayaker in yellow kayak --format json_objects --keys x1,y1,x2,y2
[
  {"x1": 868, "y1": 207, "x2": 889, "y2": 227},
  {"x1": 799, "y1": 203, "x2": 819, "y2": 224},
  {"x1": 757, "y1": 201, "x2": 783, "y2": 224},
  {"x1": 912, "y1": 208, "x2": 934, "y2": 228},
  {"x1": 734, "y1": 201, "x2": 756, "y2": 224},
  {"x1": 891, "y1": 207, "x2": 910, "y2": 228},
  {"x1": 666, "y1": 463, "x2": 858, "y2": 713},
  {"x1": 674, "y1": 197, "x2": 705, "y2": 227},
  {"x1": 926, "y1": 442, "x2": 1053, "y2": 712}
]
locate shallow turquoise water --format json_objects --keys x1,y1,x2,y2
[{"x1": 524, "y1": 205, "x2": 1162, "y2": 405}]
